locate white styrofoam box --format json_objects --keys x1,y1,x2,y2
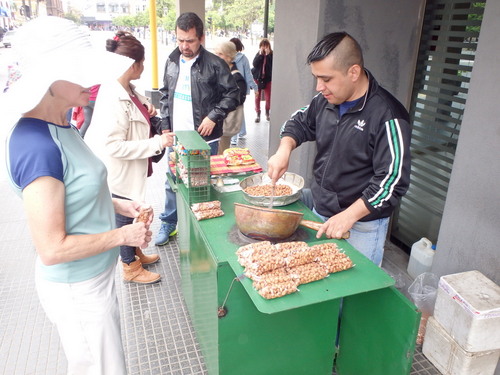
[
  {"x1": 433, "y1": 270, "x2": 500, "y2": 352},
  {"x1": 422, "y1": 316, "x2": 500, "y2": 375}
]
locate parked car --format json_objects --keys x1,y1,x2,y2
[{"x1": 3, "y1": 30, "x2": 16, "y2": 48}]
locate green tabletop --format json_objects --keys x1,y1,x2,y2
[{"x1": 179, "y1": 183, "x2": 394, "y2": 314}]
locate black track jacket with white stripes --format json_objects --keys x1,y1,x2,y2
[{"x1": 281, "y1": 70, "x2": 411, "y2": 222}]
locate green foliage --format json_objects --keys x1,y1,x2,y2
[
  {"x1": 135, "y1": 11, "x2": 150, "y2": 26},
  {"x1": 156, "y1": 0, "x2": 176, "y2": 30},
  {"x1": 207, "y1": 0, "x2": 274, "y2": 33},
  {"x1": 64, "y1": 12, "x2": 81, "y2": 25},
  {"x1": 159, "y1": 7, "x2": 177, "y2": 31},
  {"x1": 112, "y1": 10, "x2": 152, "y2": 28},
  {"x1": 63, "y1": 5, "x2": 84, "y2": 25},
  {"x1": 112, "y1": 14, "x2": 136, "y2": 28},
  {"x1": 466, "y1": 2, "x2": 485, "y2": 35},
  {"x1": 110, "y1": 0, "x2": 274, "y2": 33}
]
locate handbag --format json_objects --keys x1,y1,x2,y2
[
  {"x1": 150, "y1": 115, "x2": 163, "y2": 135},
  {"x1": 223, "y1": 69, "x2": 245, "y2": 137},
  {"x1": 223, "y1": 105, "x2": 244, "y2": 137},
  {"x1": 150, "y1": 116, "x2": 166, "y2": 163}
]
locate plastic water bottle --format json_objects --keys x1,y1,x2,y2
[{"x1": 407, "y1": 237, "x2": 435, "y2": 279}]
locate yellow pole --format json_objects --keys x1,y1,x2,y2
[{"x1": 149, "y1": 0, "x2": 159, "y2": 90}]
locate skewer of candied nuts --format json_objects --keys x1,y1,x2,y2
[
  {"x1": 190, "y1": 200, "x2": 224, "y2": 220},
  {"x1": 136, "y1": 205, "x2": 153, "y2": 223}
]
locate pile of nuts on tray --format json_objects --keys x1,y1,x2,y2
[
  {"x1": 236, "y1": 241, "x2": 353, "y2": 299},
  {"x1": 243, "y1": 184, "x2": 293, "y2": 197},
  {"x1": 191, "y1": 200, "x2": 224, "y2": 220}
]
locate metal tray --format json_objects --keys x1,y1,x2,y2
[{"x1": 239, "y1": 172, "x2": 304, "y2": 207}]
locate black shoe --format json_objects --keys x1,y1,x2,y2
[{"x1": 255, "y1": 114, "x2": 260, "y2": 123}]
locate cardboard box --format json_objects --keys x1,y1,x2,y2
[
  {"x1": 422, "y1": 316, "x2": 500, "y2": 375},
  {"x1": 433, "y1": 270, "x2": 500, "y2": 352}
]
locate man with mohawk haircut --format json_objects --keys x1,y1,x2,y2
[{"x1": 267, "y1": 32, "x2": 412, "y2": 266}]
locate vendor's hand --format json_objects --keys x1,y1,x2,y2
[
  {"x1": 267, "y1": 140, "x2": 295, "y2": 184},
  {"x1": 316, "y1": 211, "x2": 356, "y2": 240},
  {"x1": 121, "y1": 222, "x2": 152, "y2": 249},
  {"x1": 267, "y1": 154, "x2": 288, "y2": 184},
  {"x1": 316, "y1": 199, "x2": 370, "y2": 239},
  {"x1": 198, "y1": 117, "x2": 216, "y2": 137},
  {"x1": 161, "y1": 131, "x2": 175, "y2": 148}
]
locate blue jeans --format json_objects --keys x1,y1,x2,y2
[
  {"x1": 112, "y1": 194, "x2": 136, "y2": 264},
  {"x1": 301, "y1": 189, "x2": 389, "y2": 266},
  {"x1": 231, "y1": 117, "x2": 247, "y2": 143},
  {"x1": 239, "y1": 117, "x2": 247, "y2": 136},
  {"x1": 159, "y1": 141, "x2": 219, "y2": 225}
]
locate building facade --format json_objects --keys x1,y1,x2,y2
[{"x1": 75, "y1": 0, "x2": 147, "y2": 29}]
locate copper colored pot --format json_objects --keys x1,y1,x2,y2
[{"x1": 234, "y1": 202, "x2": 348, "y2": 241}]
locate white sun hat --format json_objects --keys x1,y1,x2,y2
[{"x1": 4, "y1": 16, "x2": 134, "y2": 114}]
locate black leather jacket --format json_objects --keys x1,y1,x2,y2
[{"x1": 159, "y1": 46, "x2": 240, "y2": 142}]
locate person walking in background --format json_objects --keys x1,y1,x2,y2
[
  {"x1": 214, "y1": 41, "x2": 247, "y2": 153},
  {"x1": 229, "y1": 37, "x2": 257, "y2": 145},
  {"x1": 155, "y1": 12, "x2": 239, "y2": 246},
  {"x1": 4, "y1": 17, "x2": 152, "y2": 374},
  {"x1": 85, "y1": 31, "x2": 175, "y2": 284},
  {"x1": 267, "y1": 32, "x2": 412, "y2": 266},
  {"x1": 252, "y1": 38, "x2": 273, "y2": 123}
]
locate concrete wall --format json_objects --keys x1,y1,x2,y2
[
  {"x1": 270, "y1": 0, "x2": 425, "y2": 185},
  {"x1": 431, "y1": 0, "x2": 500, "y2": 286},
  {"x1": 176, "y1": 0, "x2": 204, "y2": 20},
  {"x1": 270, "y1": 0, "x2": 323, "y2": 185}
]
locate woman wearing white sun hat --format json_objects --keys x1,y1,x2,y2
[{"x1": 4, "y1": 16, "x2": 151, "y2": 374}]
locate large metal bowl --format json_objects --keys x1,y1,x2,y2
[
  {"x1": 234, "y1": 203, "x2": 304, "y2": 241},
  {"x1": 234, "y1": 203, "x2": 348, "y2": 241},
  {"x1": 239, "y1": 172, "x2": 304, "y2": 207}
]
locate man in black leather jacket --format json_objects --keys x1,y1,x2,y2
[{"x1": 155, "y1": 12, "x2": 239, "y2": 245}]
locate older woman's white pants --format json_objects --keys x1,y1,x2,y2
[{"x1": 35, "y1": 260, "x2": 126, "y2": 375}]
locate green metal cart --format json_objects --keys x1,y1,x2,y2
[
  {"x1": 174, "y1": 182, "x2": 419, "y2": 375},
  {"x1": 172, "y1": 130, "x2": 420, "y2": 375}
]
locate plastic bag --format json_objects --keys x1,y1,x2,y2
[
  {"x1": 408, "y1": 272, "x2": 439, "y2": 344},
  {"x1": 408, "y1": 272, "x2": 439, "y2": 315}
]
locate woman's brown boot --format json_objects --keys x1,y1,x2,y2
[
  {"x1": 122, "y1": 257, "x2": 161, "y2": 284},
  {"x1": 135, "y1": 247, "x2": 159, "y2": 265}
]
